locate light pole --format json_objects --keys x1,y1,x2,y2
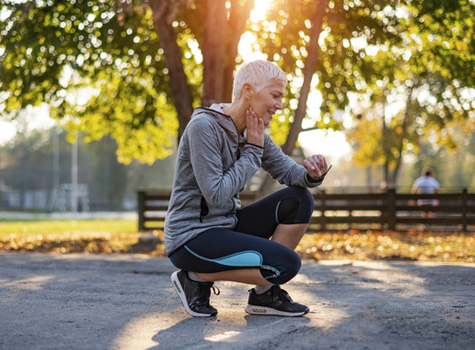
[{"x1": 71, "y1": 131, "x2": 78, "y2": 213}]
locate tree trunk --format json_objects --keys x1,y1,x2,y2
[
  {"x1": 392, "y1": 87, "x2": 414, "y2": 185},
  {"x1": 381, "y1": 95, "x2": 390, "y2": 187},
  {"x1": 149, "y1": 0, "x2": 194, "y2": 139},
  {"x1": 222, "y1": 0, "x2": 254, "y2": 102},
  {"x1": 281, "y1": 0, "x2": 328, "y2": 156},
  {"x1": 258, "y1": 0, "x2": 328, "y2": 197},
  {"x1": 201, "y1": 0, "x2": 227, "y2": 106},
  {"x1": 366, "y1": 166, "x2": 372, "y2": 190}
]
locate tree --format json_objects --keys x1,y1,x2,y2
[
  {"x1": 3, "y1": 0, "x2": 471, "y2": 186},
  {"x1": 148, "y1": 0, "x2": 254, "y2": 128},
  {"x1": 254, "y1": 0, "x2": 387, "y2": 153},
  {"x1": 345, "y1": 0, "x2": 475, "y2": 187},
  {"x1": 249, "y1": 0, "x2": 406, "y2": 194},
  {"x1": 0, "y1": 0, "x2": 407, "y2": 167},
  {"x1": 0, "y1": 0, "x2": 253, "y2": 163}
]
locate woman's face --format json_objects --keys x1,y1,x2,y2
[{"x1": 249, "y1": 79, "x2": 286, "y2": 126}]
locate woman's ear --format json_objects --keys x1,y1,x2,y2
[{"x1": 242, "y1": 83, "x2": 254, "y2": 100}]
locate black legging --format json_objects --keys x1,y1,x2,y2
[{"x1": 168, "y1": 186, "x2": 314, "y2": 285}]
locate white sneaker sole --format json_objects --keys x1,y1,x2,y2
[
  {"x1": 171, "y1": 271, "x2": 215, "y2": 317},
  {"x1": 244, "y1": 304, "x2": 309, "y2": 317}
]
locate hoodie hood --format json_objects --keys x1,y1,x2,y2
[{"x1": 192, "y1": 104, "x2": 239, "y2": 137}]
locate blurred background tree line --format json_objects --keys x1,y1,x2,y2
[
  {"x1": 0, "y1": 109, "x2": 176, "y2": 210},
  {"x1": 1, "y1": 0, "x2": 474, "y2": 211}
]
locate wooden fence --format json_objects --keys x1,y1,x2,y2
[{"x1": 137, "y1": 188, "x2": 475, "y2": 232}]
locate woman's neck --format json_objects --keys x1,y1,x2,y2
[{"x1": 221, "y1": 101, "x2": 248, "y2": 135}]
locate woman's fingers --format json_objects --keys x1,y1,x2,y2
[
  {"x1": 303, "y1": 155, "x2": 330, "y2": 178},
  {"x1": 246, "y1": 108, "x2": 264, "y2": 146}
]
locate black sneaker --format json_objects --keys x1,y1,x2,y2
[
  {"x1": 245, "y1": 285, "x2": 309, "y2": 316},
  {"x1": 171, "y1": 270, "x2": 219, "y2": 317}
]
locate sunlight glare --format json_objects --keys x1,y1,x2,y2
[
  {"x1": 204, "y1": 331, "x2": 241, "y2": 342},
  {"x1": 250, "y1": 0, "x2": 274, "y2": 22},
  {"x1": 238, "y1": 32, "x2": 267, "y2": 61},
  {"x1": 238, "y1": 0, "x2": 274, "y2": 62}
]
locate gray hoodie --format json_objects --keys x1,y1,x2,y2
[{"x1": 164, "y1": 104, "x2": 322, "y2": 255}]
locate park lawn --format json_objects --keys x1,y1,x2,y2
[
  {"x1": 0, "y1": 219, "x2": 142, "y2": 254},
  {"x1": 0, "y1": 220, "x2": 474, "y2": 262}
]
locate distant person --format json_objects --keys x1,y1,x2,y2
[
  {"x1": 411, "y1": 168, "x2": 440, "y2": 216},
  {"x1": 164, "y1": 60, "x2": 330, "y2": 318}
]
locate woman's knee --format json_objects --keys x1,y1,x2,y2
[
  {"x1": 264, "y1": 249, "x2": 301, "y2": 284},
  {"x1": 278, "y1": 187, "x2": 314, "y2": 224},
  {"x1": 296, "y1": 187, "x2": 315, "y2": 212}
]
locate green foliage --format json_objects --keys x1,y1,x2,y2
[
  {"x1": 346, "y1": 113, "x2": 385, "y2": 167},
  {"x1": 1, "y1": 0, "x2": 474, "y2": 168},
  {"x1": 342, "y1": 0, "x2": 475, "y2": 180},
  {"x1": 252, "y1": 0, "x2": 402, "y2": 128},
  {"x1": 0, "y1": 0, "x2": 193, "y2": 163}
]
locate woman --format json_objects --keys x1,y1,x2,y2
[{"x1": 165, "y1": 60, "x2": 329, "y2": 317}]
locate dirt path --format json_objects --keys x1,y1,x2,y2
[{"x1": 1, "y1": 253, "x2": 474, "y2": 350}]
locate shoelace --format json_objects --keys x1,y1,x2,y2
[
  {"x1": 193, "y1": 283, "x2": 220, "y2": 307},
  {"x1": 211, "y1": 284, "x2": 220, "y2": 296},
  {"x1": 195, "y1": 282, "x2": 220, "y2": 295}
]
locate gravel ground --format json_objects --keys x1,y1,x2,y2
[{"x1": 1, "y1": 253, "x2": 474, "y2": 350}]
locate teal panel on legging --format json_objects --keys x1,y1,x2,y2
[{"x1": 184, "y1": 245, "x2": 263, "y2": 267}]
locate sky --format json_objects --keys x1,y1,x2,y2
[
  {"x1": 0, "y1": 104, "x2": 55, "y2": 144},
  {"x1": 0, "y1": 120, "x2": 15, "y2": 143}
]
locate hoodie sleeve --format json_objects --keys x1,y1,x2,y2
[
  {"x1": 186, "y1": 116, "x2": 263, "y2": 208},
  {"x1": 261, "y1": 134, "x2": 323, "y2": 188}
]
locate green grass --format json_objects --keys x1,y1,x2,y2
[
  {"x1": 0, "y1": 219, "x2": 145, "y2": 254},
  {"x1": 0, "y1": 219, "x2": 137, "y2": 235}
]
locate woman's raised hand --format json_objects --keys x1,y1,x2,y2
[{"x1": 246, "y1": 108, "x2": 264, "y2": 147}]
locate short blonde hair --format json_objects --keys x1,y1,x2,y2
[{"x1": 232, "y1": 60, "x2": 287, "y2": 101}]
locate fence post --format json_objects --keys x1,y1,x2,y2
[
  {"x1": 462, "y1": 188, "x2": 467, "y2": 232},
  {"x1": 138, "y1": 190, "x2": 145, "y2": 231},
  {"x1": 387, "y1": 188, "x2": 396, "y2": 230},
  {"x1": 320, "y1": 190, "x2": 326, "y2": 231}
]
